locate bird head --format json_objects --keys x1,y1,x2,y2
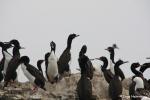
[
  {"x1": 19, "y1": 56, "x2": 30, "y2": 64},
  {"x1": 68, "y1": 33, "x2": 79, "y2": 40},
  {"x1": 131, "y1": 62, "x2": 141, "y2": 68},
  {"x1": 95, "y1": 56, "x2": 107, "y2": 62},
  {"x1": 50, "y1": 41, "x2": 56, "y2": 51},
  {"x1": 6, "y1": 39, "x2": 24, "y2": 49},
  {"x1": 116, "y1": 59, "x2": 128, "y2": 65},
  {"x1": 80, "y1": 45, "x2": 87, "y2": 54}
]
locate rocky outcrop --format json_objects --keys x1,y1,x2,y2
[{"x1": 0, "y1": 72, "x2": 131, "y2": 100}]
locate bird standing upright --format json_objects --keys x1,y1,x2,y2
[
  {"x1": 37, "y1": 59, "x2": 45, "y2": 79},
  {"x1": 0, "y1": 42, "x2": 13, "y2": 82},
  {"x1": 3, "y1": 39, "x2": 24, "y2": 89},
  {"x1": 96, "y1": 56, "x2": 113, "y2": 83},
  {"x1": 109, "y1": 59, "x2": 128, "y2": 100},
  {"x1": 105, "y1": 44, "x2": 119, "y2": 74},
  {"x1": 45, "y1": 41, "x2": 59, "y2": 83},
  {"x1": 77, "y1": 45, "x2": 95, "y2": 100},
  {"x1": 58, "y1": 33, "x2": 79, "y2": 76}
]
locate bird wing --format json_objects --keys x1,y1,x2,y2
[
  {"x1": 58, "y1": 49, "x2": 71, "y2": 65},
  {"x1": 6, "y1": 56, "x2": 20, "y2": 72},
  {"x1": 86, "y1": 60, "x2": 94, "y2": 79},
  {"x1": 4, "y1": 56, "x2": 20, "y2": 81},
  {"x1": 118, "y1": 68, "x2": 125, "y2": 81},
  {"x1": 129, "y1": 81, "x2": 136, "y2": 96},
  {"x1": 77, "y1": 76, "x2": 92, "y2": 100},
  {"x1": 103, "y1": 70, "x2": 114, "y2": 83},
  {"x1": 0, "y1": 58, "x2": 4, "y2": 71},
  {"x1": 140, "y1": 63, "x2": 150, "y2": 73},
  {"x1": 58, "y1": 49, "x2": 71, "y2": 73},
  {"x1": 45, "y1": 52, "x2": 50, "y2": 72},
  {"x1": 26, "y1": 64, "x2": 45, "y2": 81}
]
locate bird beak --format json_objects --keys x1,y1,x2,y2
[
  {"x1": 39, "y1": 60, "x2": 45, "y2": 64},
  {"x1": 76, "y1": 35, "x2": 80, "y2": 37},
  {"x1": 20, "y1": 46, "x2": 25, "y2": 49},
  {"x1": 3, "y1": 42, "x2": 9, "y2": 44},
  {"x1": 116, "y1": 47, "x2": 119, "y2": 49},
  {"x1": 105, "y1": 48, "x2": 109, "y2": 51},
  {"x1": 123, "y1": 61, "x2": 129, "y2": 64},
  {"x1": 10, "y1": 45, "x2": 14, "y2": 48},
  {"x1": 90, "y1": 59, "x2": 95, "y2": 61},
  {"x1": 95, "y1": 58, "x2": 100, "y2": 60},
  {"x1": 41, "y1": 60, "x2": 45, "y2": 63},
  {"x1": 138, "y1": 64, "x2": 141, "y2": 67}
]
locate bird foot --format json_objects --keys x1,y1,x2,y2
[{"x1": 30, "y1": 86, "x2": 38, "y2": 94}]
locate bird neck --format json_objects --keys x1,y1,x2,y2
[
  {"x1": 37, "y1": 64, "x2": 43, "y2": 74},
  {"x1": 51, "y1": 49, "x2": 55, "y2": 54},
  {"x1": 114, "y1": 63, "x2": 122, "y2": 76},
  {"x1": 101, "y1": 60, "x2": 108, "y2": 71},
  {"x1": 2, "y1": 50, "x2": 5, "y2": 57},
  {"x1": 13, "y1": 47, "x2": 20, "y2": 57},
  {"x1": 131, "y1": 66, "x2": 142, "y2": 77},
  {"x1": 79, "y1": 51, "x2": 84, "y2": 57},
  {"x1": 110, "y1": 50, "x2": 115, "y2": 64},
  {"x1": 140, "y1": 65, "x2": 150, "y2": 73},
  {"x1": 67, "y1": 38, "x2": 73, "y2": 50}
]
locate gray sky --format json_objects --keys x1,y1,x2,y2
[{"x1": 0, "y1": 0, "x2": 150, "y2": 82}]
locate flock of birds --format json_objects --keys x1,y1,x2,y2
[{"x1": 0, "y1": 34, "x2": 150, "y2": 100}]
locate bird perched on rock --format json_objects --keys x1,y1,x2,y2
[
  {"x1": 109, "y1": 59, "x2": 128, "y2": 100},
  {"x1": 58, "y1": 33, "x2": 79, "y2": 76},
  {"x1": 45, "y1": 41, "x2": 59, "y2": 84},
  {"x1": 3, "y1": 39, "x2": 24, "y2": 89},
  {"x1": 77, "y1": 45, "x2": 95, "y2": 100},
  {"x1": 19, "y1": 56, "x2": 46, "y2": 92},
  {"x1": 0, "y1": 42, "x2": 13, "y2": 82}
]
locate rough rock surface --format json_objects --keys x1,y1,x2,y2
[{"x1": 0, "y1": 72, "x2": 131, "y2": 100}]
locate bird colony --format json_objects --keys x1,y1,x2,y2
[{"x1": 0, "y1": 34, "x2": 150, "y2": 100}]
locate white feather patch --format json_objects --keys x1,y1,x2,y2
[
  {"x1": 109, "y1": 60, "x2": 115, "y2": 75},
  {"x1": 133, "y1": 77, "x2": 144, "y2": 91},
  {"x1": 3, "y1": 51, "x2": 12, "y2": 75},
  {"x1": 47, "y1": 51, "x2": 58, "y2": 82},
  {"x1": 21, "y1": 64, "x2": 35, "y2": 83}
]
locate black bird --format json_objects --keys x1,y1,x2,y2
[
  {"x1": 105, "y1": 44, "x2": 125, "y2": 81},
  {"x1": 130, "y1": 60, "x2": 150, "y2": 100},
  {"x1": 109, "y1": 59, "x2": 128, "y2": 100},
  {"x1": 37, "y1": 60, "x2": 45, "y2": 79},
  {"x1": 129, "y1": 76, "x2": 150, "y2": 100},
  {"x1": 3, "y1": 39, "x2": 24, "y2": 89},
  {"x1": 78, "y1": 45, "x2": 94, "y2": 79},
  {"x1": 58, "y1": 33, "x2": 79, "y2": 76},
  {"x1": 140, "y1": 63, "x2": 150, "y2": 73},
  {"x1": 96, "y1": 56, "x2": 113, "y2": 84},
  {"x1": 105, "y1": 44, "x2": 119, "y2": 64},
  {"x1": 146, "y1": 57, "x2": 150, "y2": 59},
  {"x1": 105, "y1": 44, "x2": 120, "y2": 79},
  {"x1": 129, "y1": 63, "x2": 144, "y2": 100},
  {"x1": 139, "y1": 63, "x2": 150, "y2": 90},
  {"x1": 129, "y1": 63, "x2": 141, "y2": 96},
  {"x1": 19, "y1": 56, "x2": 46, "y2": 91},
  {"x1": 77, "y1": 45, "x2": 95, "y2": 100},
  {"x1": 131, "y1": 63, "x2": 143, "y2": 77},
  {"x1": 0, "y1": 42, "x2": 12, "y2": 82}
]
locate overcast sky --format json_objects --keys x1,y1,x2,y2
[{"x1": 0, "y1": 0, "x2": 150, "y2": 82}]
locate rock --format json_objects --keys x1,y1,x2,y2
[{"x1": 0, "y1": 72, "x2": 132, "y2": 100}]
